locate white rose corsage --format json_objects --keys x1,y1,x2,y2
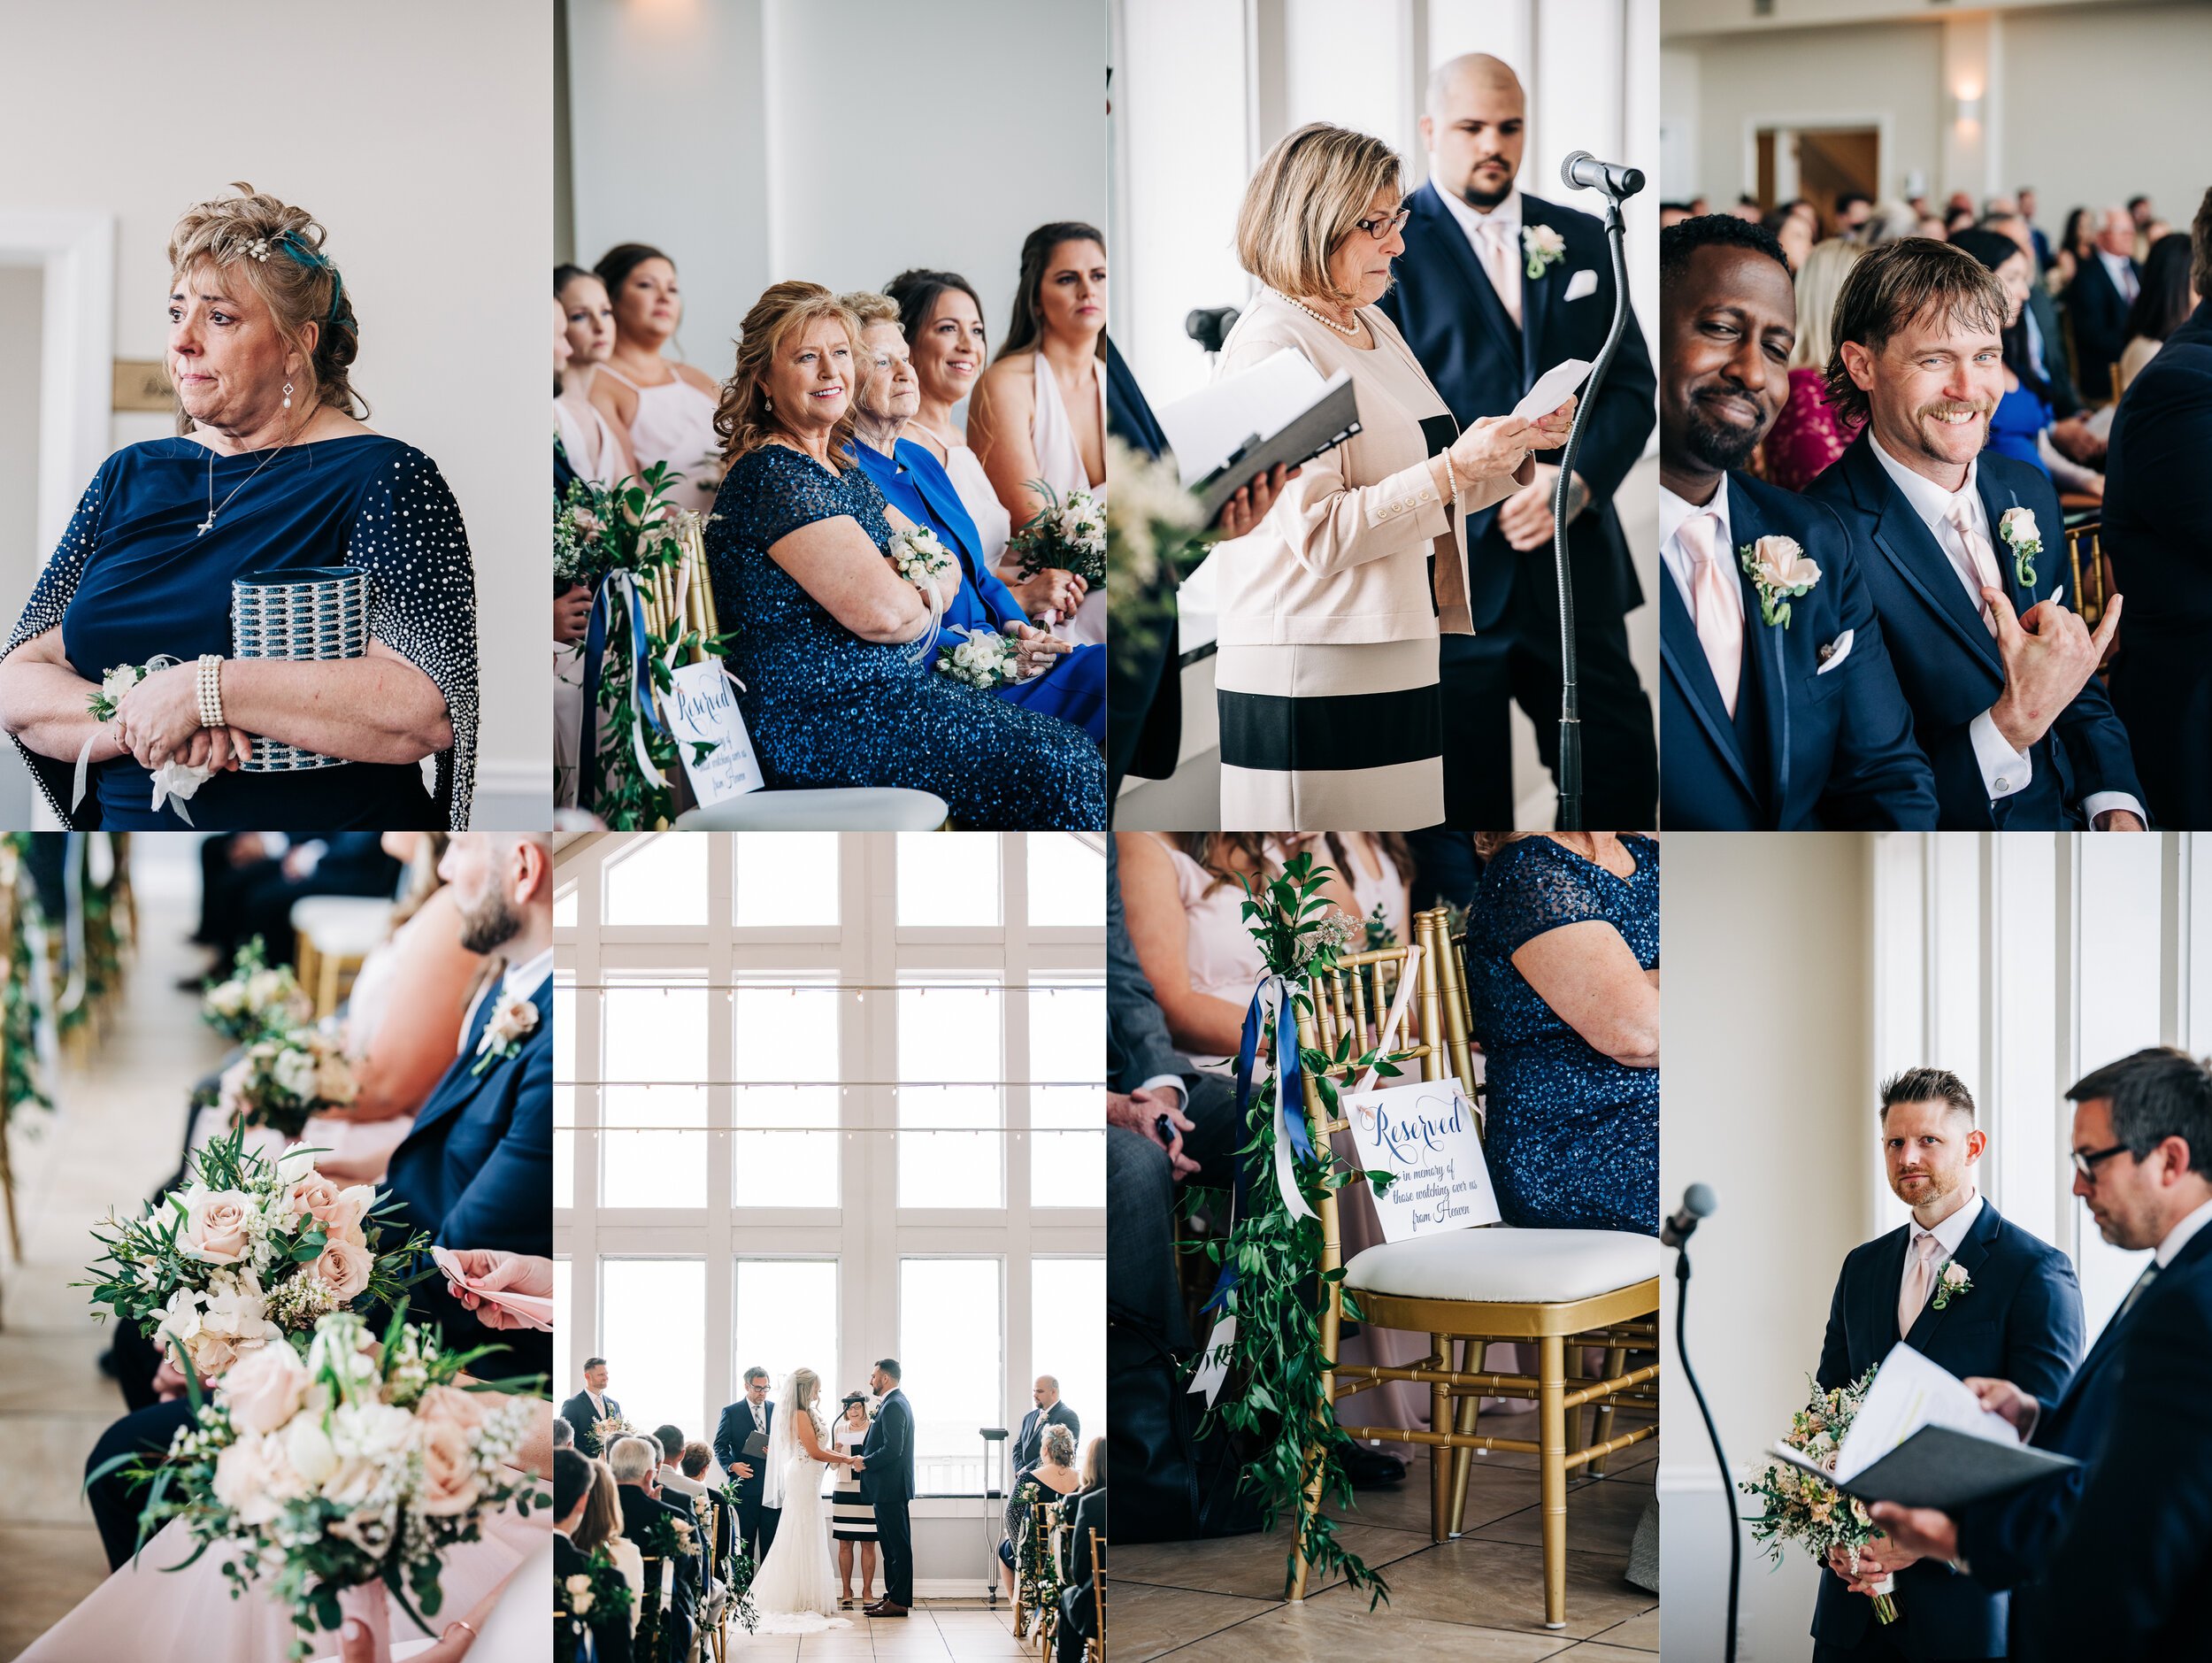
[
  {"x1": 1930, "y1": 1258, "x2": 1973, "y2": 1311},
  {"x1": 1523, "y1": 223, "x2": 1568, "y2": 281},
  {"x1": 936, "y1": 626, "x2": 1023, "y2": 690},
  {"x1": 1997, "y1": 505, "x2": 2041, "y2": 589},
  {"x1": 78, "y1": 655, "x2": 215, "y2": 823},
  {"x1": 885, "y1": 526, "x2": 956, "y2": 664},
  {"x1": 1739, "y1": 535, "x2": 1822, "y2": 628},
  {"x1": 471, "y1": 990, "x2": 541, "y2": 1076}
]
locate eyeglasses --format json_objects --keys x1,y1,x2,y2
[
  {"x1": 1355, "y1": 207, "x2": 1413, "y2": 241},
  {"x1": 2070, "y1": 1142, "x2": 2134, "y2": 1181}
]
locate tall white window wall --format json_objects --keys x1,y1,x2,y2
[
  {"x1": 1871, "y1": 833, "x2": 2212, "y2": 1345},
  {"x1": 554, "y1": 833, "x2": 1106, "y2": 1498}
]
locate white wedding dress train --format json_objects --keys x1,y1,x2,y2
[{"x1": 746, "y1": 1451, "x2": 849, "y2": 1635}]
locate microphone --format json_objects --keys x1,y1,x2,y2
[
  {"x1": 1561, "y1": 150, "x2": 1646, "y2": 199},
  {"x1": 1660, "y1": 1182, "x2": 1716, "y2": 1248}
]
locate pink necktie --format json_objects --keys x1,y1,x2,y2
[
  {"x1": 1678, "y1": 512, "x2": 1741, "y2": 717},
  {"x1": 1945, "y1": 500, "x2": 2007, "y2": 633},
  {"x1": 1900, "y1": 1231, "x2": 1943, "y2": 1336},
  {"x1": 1479, "y1": 217, "x2": 1522, "y2": 325}
]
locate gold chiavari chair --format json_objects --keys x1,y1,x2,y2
[
  {"x1": 704, "y1": 1494, "x2": 730, "y2": 1663},
  {"x1": 636, "y1": 1554, "x2": 666, "y2": 1661},
  {"x1": 1084, "y1": 1532, "x2": 1106, "y2": 1663},
  {"x1": 2066, "y1": 516, "x2": 2116, "y2": 667},
  {"x1": 1287, "y1": 922, "x2": 1661, "y2": 1632}
]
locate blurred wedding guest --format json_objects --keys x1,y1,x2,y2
[
  {"x1": 1468, "y1": 833, "x2": 1658, "y2": 1235},
  {"x1": 965, "y1": 224, "x2": 1111, "y2": 645},
  {"x1": 193, "y1": 830, "x2": 402, "y2": 966},
  {"x1": 2117, "y1": 230, "x2": 2197, "y2": 394},
  {"x1": 1658, "y1": 217, "x2": 1935, "y2": 829},
  {"x1": 1946, "y1": 204, "x2": 1978, "y2": 237},
  {"x1": 1859, "y1": 201, "x2": 1925, "y2": 246},
  {"x1": 1983, "y1": 213, "x2": 2095, "y2": 457},
  {"x1": 1054, "y1": 1439, "x2": 1105, "y2": 1663},
  {"x1": 589, "y1": 242, "x2": 723, "y2": 514},
  {"x1": 703, "y1": 281, "x2": 1103, "y2": 828},
  {"x1": 1211, "y1": 122, "x2": 1568, "y2": 829},
  {"x1": 2068, "y1": 208, "x2": 2143, "y2": 404},
  {"x1": 1764, "y1": 202, "x2": 1814, "y2": 273},
  {"x1": 1836, "y1": 192, "x2": 1874, "y2": 237},
  {"x1": 1950, "y1": 229, "x2": 2105, "y2": 497},
  {"x1": 2053, "y1": 207, "x2": 2094, "y2": 292},
  {"x1": 998, "y1": 1422, "x2": 1080, "y2": 1600},
  {"x1": 1762, "y1": 237, "x2": 1866, "y2": 490},
  {"x1": 0, "y1": 183, "x2": 473, "y2": 829},
  {"x1": 2103, "y1": 190, "x2": 2212, "y2": 828},
  {"x1": 2017, "y1": 187, "x2": 2053, "y2": 270},
  {"x1": 840, "y1": 290, "x2": 1102, "y2": 743},
  {"x1": 1379, "y1": 53, "x2": 1658, "y2": 829},
  {"x1": 611, "y1": 1436, "x2": 696, "y2": 1660},
  {"x1": 556, "y1": 266, "x2": 640, "y2": 487},
  {"x1": 552, "y1": 294, "x2": 597, "y2": 811},
  {"x1": 577, "y1": 1459, "x2": 644, "y2": 1635},
  {"x1": 555, "y1": 1451, "x2": 635, "y2": 1663},
  {"x1": 1801, "y1": 239, "x2": 2143, "y2": 829}
]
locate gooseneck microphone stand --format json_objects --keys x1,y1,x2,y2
[
  {"x1": 1664, "y1": 1185, "x2": 1738, "y2": 1663},
  {"x1": 1548, "y1": 152, "x2": 1644, "y2": 830}
]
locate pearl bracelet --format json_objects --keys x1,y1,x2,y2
[{"x1": 196, "y1": 653, "x2": 225, "y2": 730}]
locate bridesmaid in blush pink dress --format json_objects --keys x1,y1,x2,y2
[{"x1": 588, "y1": 243, "x2": 724, "y2": 515}]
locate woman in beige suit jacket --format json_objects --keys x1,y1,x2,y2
[{"x1": 1214, "y1": 124, "x2": 1573, "y2": 829}]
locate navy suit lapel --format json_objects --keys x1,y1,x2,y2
[
  {"x1": 1729, "y1": 477, "x2": 1799, "y2": 816},
  {"x1": 1903, "y1": 1201, "x2": 1999, "y2": 1352},
  {"x1": 412, "y1": 977, "x2": 546, "y2": 1141},
  {"x1": 1847, "y1": 438, "x2": 2004, "y2": 675},
  {"x1": 1517, "y1": 197, "x2": 1557, "y2": 388},
  {"x1": 1415, "y1": 182, "x2": 1521, "y2": 370},
  {"x1": 1660, "y1": 574, "x2": 1757, "y2": 800},
  {"x1": 1974, "y1": 466, "x2": 2042, "y2": 614}
]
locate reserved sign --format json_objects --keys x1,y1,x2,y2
[
  {"x1": 665, "y1": 658, "x2": 764, "y2": 804},
  {"x1": 1340, "y1": 1078, "x2": 1501, "y2": 1242}
]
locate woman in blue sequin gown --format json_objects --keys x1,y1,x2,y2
[
  {"x1": 1469, "y1": 833, "x2": 1659, "y2": 1235},
  {"x1": 703, "y1": 281, "x2": 1103, "y2": 829}
]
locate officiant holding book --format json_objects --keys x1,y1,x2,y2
[
  {"x1": 1810, "y1": 1068, "x2": 2082, "y2": 1662},
  {"x1": 714, "y1": 1364, "x2": 780, "y2": 1562}
]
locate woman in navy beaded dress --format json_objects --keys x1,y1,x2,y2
[
  {"x1": 1468, "y1": 832, "x2": 1660, "y2": 1235},
  {"x1": 702, "y1": 281, "x2": 1104, "y2": 829},
  {"x1": 0, "y1": 186, "x2": 475, "y2": 829}
]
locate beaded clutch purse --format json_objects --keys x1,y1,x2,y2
[{"x1": 229, "y1": 566, "x2": 371, "y2": 772}]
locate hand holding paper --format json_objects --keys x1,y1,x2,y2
[
  {"x1": 1513, "y1": 358, "x2": 1594, "y2": 422},
  {"x1": 434, "y1": 1245, "x2": 555, "y2": 1332}
]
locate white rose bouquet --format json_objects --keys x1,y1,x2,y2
[
  {"x1": 1740, "y1": 1367, "x2": 1899, "y2": 1625},
  {"x1": 885, "y1": 526, "x2": 956, "y2": 664},
  {"x1": 936, "y1": 625, "x2": 1023, "y2": 690},
  {"x1": 202, "y1": 935, "x2": 315, "y2": 1046},
  {"x1": 1009, "y1": 480, "x2": 1107, "y2": 589},
  {"x1": 79, "y1": 1124, "x2": 430, "y2": 1378},
  {"x1": 94, "y1": 1309, "x2": 548, "y2": 1662},
  {"x1": 220, "y1": 1027, "x2": 358, "y2": 1140},
  {"x1": 79, "y1": 655, "x2": 215, "y2": 821}
]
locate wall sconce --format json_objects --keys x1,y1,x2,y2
[{"x1": 1953, "y1": 93, "x2": 1984, "y2": 126}]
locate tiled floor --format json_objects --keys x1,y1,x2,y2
[
  {"x1": 1109, "y1": 1410, "x2": 1658, "y2": 1659},
  {"x1": 726, "y1": 1598, "x2": 1047, "y2": 1659},
  {"x1": 0, "y1": 842, "x2": 224, "y2": 1661}
]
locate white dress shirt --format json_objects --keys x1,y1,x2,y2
[
  {"x1": 1437, "y1": 184, "x2": 1522, "y2": 317},
  {"x1": 2155, "y1": 1195, "x2": 2212, "y2": 1268},
  {"x1": 1867, "y1": 433, "x2": 2142, "y2": 824},
  {"x1": 457, "y1": 944, "x2": 557, "y2": 1054},
  {"x1": 1901, "y1": 1190, "x2": 1985, "y2": 1312},
  {"x1": 2097, "y1": 248, "x2": 2139, "y2": 305}
]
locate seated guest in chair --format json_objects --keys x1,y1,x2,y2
[
  {"x1": 1658, "y1": 215, "x2": 1937, "y2": 829},
  {"x1": 701, "y1": 281, "x2": 1103, "y2": 829},
  {"x1": 2103, "y1": 191, "x2": 2212, "y2": 828},
  {"x1": 1947, "y1": 229, "x2": 2103, "y2": 496},
  {"x1": 1801, "y1": 239, "x2": 2144, "y2": 830},
  {"x1": 1810, "y1": 1068, "x2": 2082, "y2": 1662},
  {"x1": 840, "y1": 291, "x2": 1103, "y2": 744},
  {"x1": 2064, "y1": 209, "x2": 2140, "y2": 405},
  {"x1": 611, "y1": 1434, "x2": 697, "y2": 1663}
]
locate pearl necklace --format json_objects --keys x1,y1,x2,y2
[{"x1": 1271, "y1": 289, "x2": 1362, "y2": 337}]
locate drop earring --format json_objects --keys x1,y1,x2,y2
[
  {"x1": 282, "y1": 381, "x2": 294, "y2": 410},
  {"x1": 764, "y1": 396, "x2": 772, "y2": 412}
]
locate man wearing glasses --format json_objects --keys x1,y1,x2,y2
[{"x1": 1872, "y1": 1047, "x2": 2212, "y2": 1660}]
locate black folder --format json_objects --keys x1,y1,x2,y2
[
  {"x1": 1190, "y1": 373, "x2": 1363, "y2": 524},
  {"x1": 741, "y1": 1429, "x2": 769, "y2": 1459},
  {"x1": 1770, "y1": 1425, "x2": 2080, "y2": 1510}
]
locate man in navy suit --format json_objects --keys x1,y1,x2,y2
[
  {"x1": 2063, "y1": 208, "x2": 2141, "y2": 404},
  {"x1": 1377, "y1": 52, "x2": 1658, "y2": 828},
  {"x1": 382, "y1": 831, "x2": 554, "y2": 1380},
  {"x1": 1012, "y1": 1374, "x2": 1082, "y2": 1482},
  {"x1": 712, "y1": 1365, "x2": 778, "y2": 1562},
  {"x1": 2102, "y1": 192, "x2": 2212, "y2": 827},
  {"x1": 1657, "y1": 215, "x2": 1936, "y2": 828},
  {"x1": 856, "y1": 1358, "x2": 916, "y2": 1617},
  {"x1": 1809, "y1": 1069, "x2": 2082, "y2": 1661},
  {"x1": 1870, "y1": 1049, "x2": 2212, "y2": 1659},
  {"x1": 1801, "y1": 239, "x2": 2144, "y2": 830}
]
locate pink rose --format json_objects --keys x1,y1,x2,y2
[
  {"x1": 323, "y1": 1185, "x2": 375, "y2": 1243},
  {"x1": 221, "y1": 1342, "x2": 311, "y2": 1436},
  {"x1": 417, "y1": 1420, "x2": 482, "y2": 1517},
  {"x1": 312, "y1": 1237, "x2": 373, "y2": 1302},
  {"x1": 286, "y1": 1172, "x2": 342, "y2": 1225},
  {"x1": 184, "y1": 1189, "x2": 257, "y2": 1265},
  {"x1": 418, "y1": 1383, "x2": 488, "y2": 1433}
]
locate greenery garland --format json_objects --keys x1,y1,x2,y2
[
  {"x1": 2, "y1": 839, "x2": 45, "y2": 1126},
  {"x1": 1190, "y1": 851, "x2": 1403, "y2": 1605}
]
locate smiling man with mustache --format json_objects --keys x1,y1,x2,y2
[
  {"x1": 1657, "y1": 215, "x2": 1935, "y2": 828},
  {"x1": 1802, "y1": 238, "x2": 2145, "y2": 829}
]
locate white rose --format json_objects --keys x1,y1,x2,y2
[
  {"x1": 285, "y1": 1416, "x2": 339, "y2": 1488},
  {"x1": 208, "y1": 982, "x2": 247, "y2": 1017},
  {"x1": 2000, "y1": 505, "x2": 2040, "y2": 545},
  {"x1": 273, "y1": 1046, "x2": 317, "y2": 1100},
  {"x1": 213, "y1": 1432, "x2": 304, "y2": 1527}
]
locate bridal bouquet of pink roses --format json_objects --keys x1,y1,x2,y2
[
  {"x1": 1740, "y1": 1367, "x2": 1898, "y2": 1624},
  {"x1": 102, "y1": 1309, "x2": 548, "y2": 1661}
]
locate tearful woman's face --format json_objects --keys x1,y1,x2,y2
[{"x1": 168, "y1": 258, "x2": 302, "y2": 433}]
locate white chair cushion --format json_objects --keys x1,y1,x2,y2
[
  {"x1": 675, "y1": 788, "x2": 949, "y2": 830},
  {"x1": 288, "y1": 896, "x2": 395, "y2": 956},
  {"x1": 1345, "y1": 1228, "x2": 1659, "y2": 1304}
]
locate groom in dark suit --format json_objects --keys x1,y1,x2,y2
[
  {"x1": 711, "y1": 1365, "x2": 778, "y2": 1561},
  {"x1": 1657, "y1": 215, "x2": 1936, "y2": 829},
  {"x1": 560, "y1": 1357, "x2": 621, "y2": 1455},
  {"x1": 1802, "y1": 239, "x2": 2144, "y2": 829},
  {"x1": 857, "y1": 1357, "x2": 916, "y2": 1617},
  {"x1": 1810, "y1": 1068, "x2": 2082, "y2": 1661},
  {"x1": 1378, "y1": 50, "x2": 1658, "y2": 828}
]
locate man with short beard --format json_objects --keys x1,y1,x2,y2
[
  {"x1": 1807, "y1": 1069, "x2": 2081, "y2": 1663},
  {"x1": 1802, "y1": 238, "x2": 2144, "y2": 828},
  {"x1": 1657, "y1": 215, "x2": 1935, "y2": 828}
]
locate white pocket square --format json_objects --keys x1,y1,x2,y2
[
  {"x1": 1816, "y1": 628, "x2": 1855, "y2": 674},
  {"x1": 1563, "y1": 268, "x2": 1599, "y2": 302}
]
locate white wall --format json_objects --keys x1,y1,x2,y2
[
  {"x1": 0, "y1": 0, "x2": 552, "y2": 824},
  {"x1": 565, "y1": 0, "x2": 1108, "y2": 387}
]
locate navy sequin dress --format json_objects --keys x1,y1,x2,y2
[
  {"x1": 1470, "y1": 835, "x2": 1659, "y2": 1235},
  {"x1": 704, "y1": 444, "x2": 1104, "y2": 828},
  {"x1": 5, "y1": 435, "x2": 477, "y2": 829}
]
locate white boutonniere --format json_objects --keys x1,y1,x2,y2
[
  {"x1": 1930, "y1": 1258, "x2": 1973, "y2": 1311},
  {"x1": 471, "y1": 991, "x2": 541, "y2": 1076},
  {"x1": 1739, "y1": 535, "x2": 1822, "y2": 628},
  {"x1": 1522, "y1": 223, "x2": 1568, "y2": 281},
  {"x1": 1998, "y1": 506, "x2": 2041, "y2": 589}
]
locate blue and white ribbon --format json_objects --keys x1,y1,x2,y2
[
  {"x1": 588, "y1": 571, "x2": 669, "y2": 792},
  {"x1": 1235, "y1": 974, "x2": 1316, "y2": 1225}
]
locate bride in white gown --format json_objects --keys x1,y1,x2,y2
[{"x1": 746, "y1": 1367, "x2": 861, "y2": 1634}]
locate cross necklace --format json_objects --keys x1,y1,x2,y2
[{"x1": 198, "y1": 416, "x2": 304, "y2": 535}]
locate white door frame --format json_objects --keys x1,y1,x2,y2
[
  {"x1": 0, "y1": 209, "x2": 114, "y2": 555},
  {"x1": 1739, "y1": 112, "x2": 1893, "y2": 204}
]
